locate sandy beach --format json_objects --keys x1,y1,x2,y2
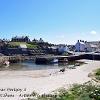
[{"x1": 0, "y1": 60, "x2": 100, "y2": 100}]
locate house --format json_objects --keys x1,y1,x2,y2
[
  {"x1": 86, "y1": 41, "x2": 100, "y2": 52},
  {"x1": 11, "y1": 36, "x2": 30, "y2": 42},
  {"x1": 75, "y1": 40, "x2": 100, "y2": 52},
  {"x1": 58, "y1": 45, "x2": 69, "y2": 53},
  {"x1": 85, "y1": 43, "x2": 97, "y2": 52},
  {"x1": 75, "y1": 40, "x2": 86, "y2": 52}
]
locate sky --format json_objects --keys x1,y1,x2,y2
[{"x1": 0, "y1": 0, "x2": 100, "y2": 44}]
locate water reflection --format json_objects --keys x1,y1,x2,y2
[{"x1": 0, "y1": 60, "x2": 84, "y2": 71}]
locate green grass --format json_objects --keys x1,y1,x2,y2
[
  {"x1": 95, "y1": 68, "x2": 100, "y2": 76},
  {"x1": 95, "y1": 68, "x2": 100, "y2": 80},
  {"x1": 8, "y1": 42, "x2": 38, "y2": 49},
  {"x1": 26, "y1": 43, "x2": 38, "y2": 48}
]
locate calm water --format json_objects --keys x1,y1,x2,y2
[{"x1": 0, "y1": 60, "x2": 83, "y2": 71}]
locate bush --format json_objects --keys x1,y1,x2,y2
[
  {"x1": 24, "y1": 84, "x2": 100, "y2": 100},
  {"x1": 95, "y1": 69, "x2": 100, "y2": 76}
]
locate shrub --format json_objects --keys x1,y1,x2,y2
[
  {"x1": 24, "y1": 84, "x2": 100, "y2": 100},
  {"x1": 95, "y1": 69, "x2": 100, "y2": 76}
]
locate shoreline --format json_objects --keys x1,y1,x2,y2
[
  {"x1": 0, "y1": 60, "x2": 97, "y2": 79},
  {"x1": 0, "y1": 60, "x2": 100, "y2": 100}
]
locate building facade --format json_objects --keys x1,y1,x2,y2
[
  {"x1": 75, "y1": 40, "x2": 100, "y2": 52},
  {"x1": 58, "y1": 45, "x2": 69, "y2": 53},
  {"x1": 75, "y1": 40, "x2": 86, "y2": 52}
]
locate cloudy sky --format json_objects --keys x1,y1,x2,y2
[{"x1": 0, "y1": 0, "x2": 100, "y2": 44}]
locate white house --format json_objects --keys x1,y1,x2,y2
[
  {"x1": 58, "y1": 45, "x2": 69, "y2": 53},
  {"x1": 75, "y1": 40, "x2": 86, "y2": 52},
  {"x1": 75, "y1": 40, "x2": 99, "y2": 52}
]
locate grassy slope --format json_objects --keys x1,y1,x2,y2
[{"x1": 8, "y1": 42, "x2": 38, "y2": 49}]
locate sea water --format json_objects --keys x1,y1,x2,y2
[{"x1": 0, "y1": 60, "x2": 84, "y2": 71}]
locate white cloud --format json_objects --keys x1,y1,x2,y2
[{"x1": 90, "y1": 30, "x2": 97, "y2": 35}]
